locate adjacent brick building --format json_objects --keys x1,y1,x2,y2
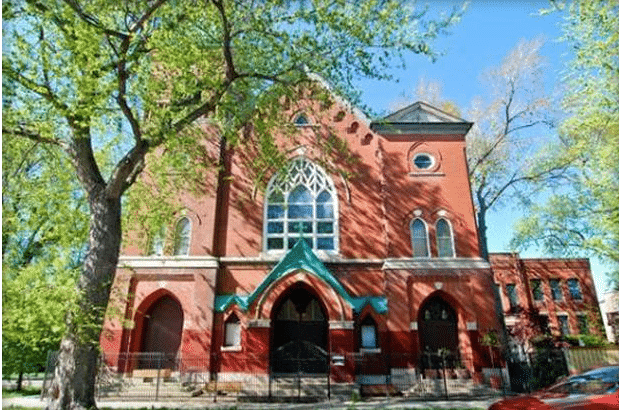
[{"x1": 491, "y1": 253, "x2": 603, "y2": 354}]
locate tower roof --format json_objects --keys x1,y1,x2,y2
[{"x1": 370, "y1": 101, "x2": 473, "y2": 136}]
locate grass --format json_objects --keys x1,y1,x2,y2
[{"x1": 2, "y1": 386, "x2": 42, "y2": 398}]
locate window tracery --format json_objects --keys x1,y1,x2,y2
[{"x1": 264, "y1": 157, "x2": 337, "y2": 252}]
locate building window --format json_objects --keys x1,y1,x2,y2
[
  {"x1": 149, "y1": 227, "x2": 165, "y2": 256},
  {"x1": 539, "y1": 314, "x2": 550, "y2": 335},
  {"x1": 264, "y1": 157, "x2": 337, "y2": 252},
  {"x1": 294, "y1": 113, "x2": 310, "y2": 126},
  {"x1": 360, "y1": 316, "x2": 378, "y2": 349},
  {"x1": 558, "y1": 315, "x2": 570, "y2": 336},
  {"x1": 567, "y1": 279, "x2": 583, "y2": 300},
  {"x1": 410, "y1": 219, "x2": 429, "y2": 257},
  {"x1": 413, "y1": 153, "x2": 434, "y2": 170},
  {"x1": 224, "y1": 314, "x2": 241, "y2": 347},
  {"x1": 436, "y1": 218, "x2": 454, "y2": 257},
  {"x1": 550, "y1": 279, "x2": 563, "y2": 301},
  {"x1": 173, "y1": 217, "x2": 191, "y2": 256},
  {"x1": 506, "y1": 284, "x2": 519, "y2": 311},
  {"x1": 531, "y1": 279, "x2": 543, "y2": 301},
  {"x1": 577, "y1": 314, "x2": 589, "y2": 334}
]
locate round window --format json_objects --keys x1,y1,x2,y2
[{"x1": 413, "y1": 154, "x2": 434, "y2": 170}]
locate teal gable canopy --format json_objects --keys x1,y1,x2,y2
[{"x1": 214, "y1": 240, "x2": 387, "y2": 314}]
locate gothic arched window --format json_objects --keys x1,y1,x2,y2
[
  {"x1": 264, "y1": 157, "x2": 337, "y2": 252},
  {"x1": 436, "y1": 218, "x2": 454, "y2": 258},
  {"x1": 173, "y1": 217, "x2": 191, "y2": 256},
  {"x1": 410, "y1": 218, "x2": 429, "y2": 257},
  {"x1": 360, "y1": 316, "x2": 378, "y2": 349}
]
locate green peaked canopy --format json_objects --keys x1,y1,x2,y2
[{"x1": 215, "y1": 239, "x2": 387, "y2": 314}]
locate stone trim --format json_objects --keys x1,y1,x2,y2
[
  {"x1": 118, "y1": 256, "x2": 218, "y2": 269},
  {"x1": 220, "y1": 345, "x2": 242, "y2": 352},
  {"x1": 329, "y1": 320, "x2": 354, "y2": 330},
  {"x1": 383, "y1": 258, "x2": 491, "y2": 270},
  {"x1": 466, "y1": 321, "x2": 478, "y2": 331},
  {"x1": 410, "y1": 321, "x2": 418, "y2": 331},
  {"x1": 247, "y1": 319, "x2": 271, "y2": 328}
]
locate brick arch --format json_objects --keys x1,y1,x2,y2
[
  {"x1": 250, "y1": 270, "x2": 352, "y2": 322},
  {"x1": 417, "y1": 290, "x2": 477, "y2": 369},
  {"x1": 130, "y1": 289, "x2": 184, "y2": 369},
  {"x1": 418, "y1": 289, "x2": 468, "y2": 326}
]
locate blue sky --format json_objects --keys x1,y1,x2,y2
[{"x1": 355, "y1": 1, "x2": 611, "y2": 297}]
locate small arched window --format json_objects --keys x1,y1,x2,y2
[
  {"x1": 294, "y1": 113, "x2": 309, "y2": 126},
  {"x1": 173, "y1": 217, "x2": 191, "y2": 256},
  {"x1": 360, "y1": 316, "x2": 378, "y2": 349},
  {"x1": 436, "y1": 218, "x2": 454, "y2": 258},
  {"x1": 410, "y1": 218, "x2": 429, "y2": 257},
  {"x1": 224, "y1": 314, "x2": 241, "y2": 347},
  {"x1": 149, "y1": 227, "x2": 165, "y2": 256}
]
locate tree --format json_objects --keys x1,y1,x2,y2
[
  {"x1": 2, "y1": 137, "x2": 88, "y2": 390},
  {"x1": 466, "y1": 37, "x2": 570, "y2": 260},
  {"x1": 511, "y1": 1, "x2": 619, "y2": 284},
  {"x1": 2, "y1": 1, "x2": 465, "y2": 408}
]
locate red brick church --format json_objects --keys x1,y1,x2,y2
[{"x1": 101, "y1": 90, "x2": 600, "y2": 391}]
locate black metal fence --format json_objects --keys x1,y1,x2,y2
[{"x1": 42, "y1": 351, "x2": 510, "y2": 403}]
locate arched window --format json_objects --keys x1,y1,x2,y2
[
  {"x1": 294, "y1": 113, "x2": 310, "y2": 126},
  {"x1": 410, "y1": 218, "x2": 429, "y2": 257},
  {"x1": 264, "y1": 157, "x2": 337, "y2": 252},
  {"x1": 173, "y1": 217, "x2": 191, "y2": 256},
  {"x1": 224, "y1": 314, "x2": 241, "y2": 347},
  {"x1": 360, "y1": 316, "x2": 378, "y2": 349},
  {"x1": 149, "y1": 227, "x2": 165, "y2": 256},
  {"x1": 436, "y1": 218, "x2": 454, "y2": 258}
]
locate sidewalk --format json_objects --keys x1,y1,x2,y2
[{"x1": 3, "y1": 395, "x2": 500, "y2": 409}]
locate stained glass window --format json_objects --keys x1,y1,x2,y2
[{"x1": 264, "y1": 157, "x2": 337, "y2": 252}]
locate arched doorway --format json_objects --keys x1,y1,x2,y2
[
  {"x1": 419, "y1": 296, "x2": 458, "y2": 369},
  {"x1": 137, "y1": 295, "x2": 183, "y2": 369},
  {"x1": 271, "y1": 286, "x2": 329, "y2": 374}
]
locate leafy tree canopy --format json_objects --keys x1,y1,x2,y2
[{"x1": 511, "y1": 0, "x2": 619, "y2": 286}]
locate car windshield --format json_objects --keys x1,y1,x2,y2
[{"x1": 545, "y1": 367, "x2": 619, "y2": 396}]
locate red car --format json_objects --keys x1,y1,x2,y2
[{"x1": 489, "y1": 366, "x2": 619, "y2": 410}]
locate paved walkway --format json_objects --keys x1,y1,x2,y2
[{"x1": 3, "y1": 395, "x2": 501, "y2": 409}]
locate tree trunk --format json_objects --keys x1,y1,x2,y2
[
  {"x1": 477, "y1": 206, "x2": 489, "y2": 261},
  {"x1": 16, "y1": 369, "x2": 23, "y2": 391},
  {"x1": 46, "y1": 190, "x2": 122, "y2": 410}
]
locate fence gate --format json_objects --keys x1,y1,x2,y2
[{"x1": 270, "y1": 340, "x2": 330, "y2": 401}]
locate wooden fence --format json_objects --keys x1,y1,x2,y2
[{"x1": 565, "y1": 347, "x2": 619, "y2": 374}]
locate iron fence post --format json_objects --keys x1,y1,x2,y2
[{"x1": 155, "y1": 353, "x2": 161, "y2": 401}]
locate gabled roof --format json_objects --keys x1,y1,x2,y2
[
  {"x1": 384, "y1": 101, "x2": 467, "y2": 123},
  {"x1": 370, "y1": 101, "x2": 473, "y2": 136},
  {"x1": 215, "y1": 239, "x2": 387, "y2": 314}
]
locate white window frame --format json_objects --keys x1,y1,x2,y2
[
  {"x1": 410, "y1": 218, "x2": 430, "y2": 258},
  {"x1": 360, "y1": 316, "x2": 379, "y2": 351},
  {"x1": 173, "y1": 217, "x2": 191, "y2": 256},
  {"x1": 435, "y1": 218, "x2": 455, "y2": 258},
  {"x1": 263, "y1": 157, "x2": 339, "y2": 254},
  {"x1": 223, "y1": 315, "x2": 242, "y2": 349}
]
